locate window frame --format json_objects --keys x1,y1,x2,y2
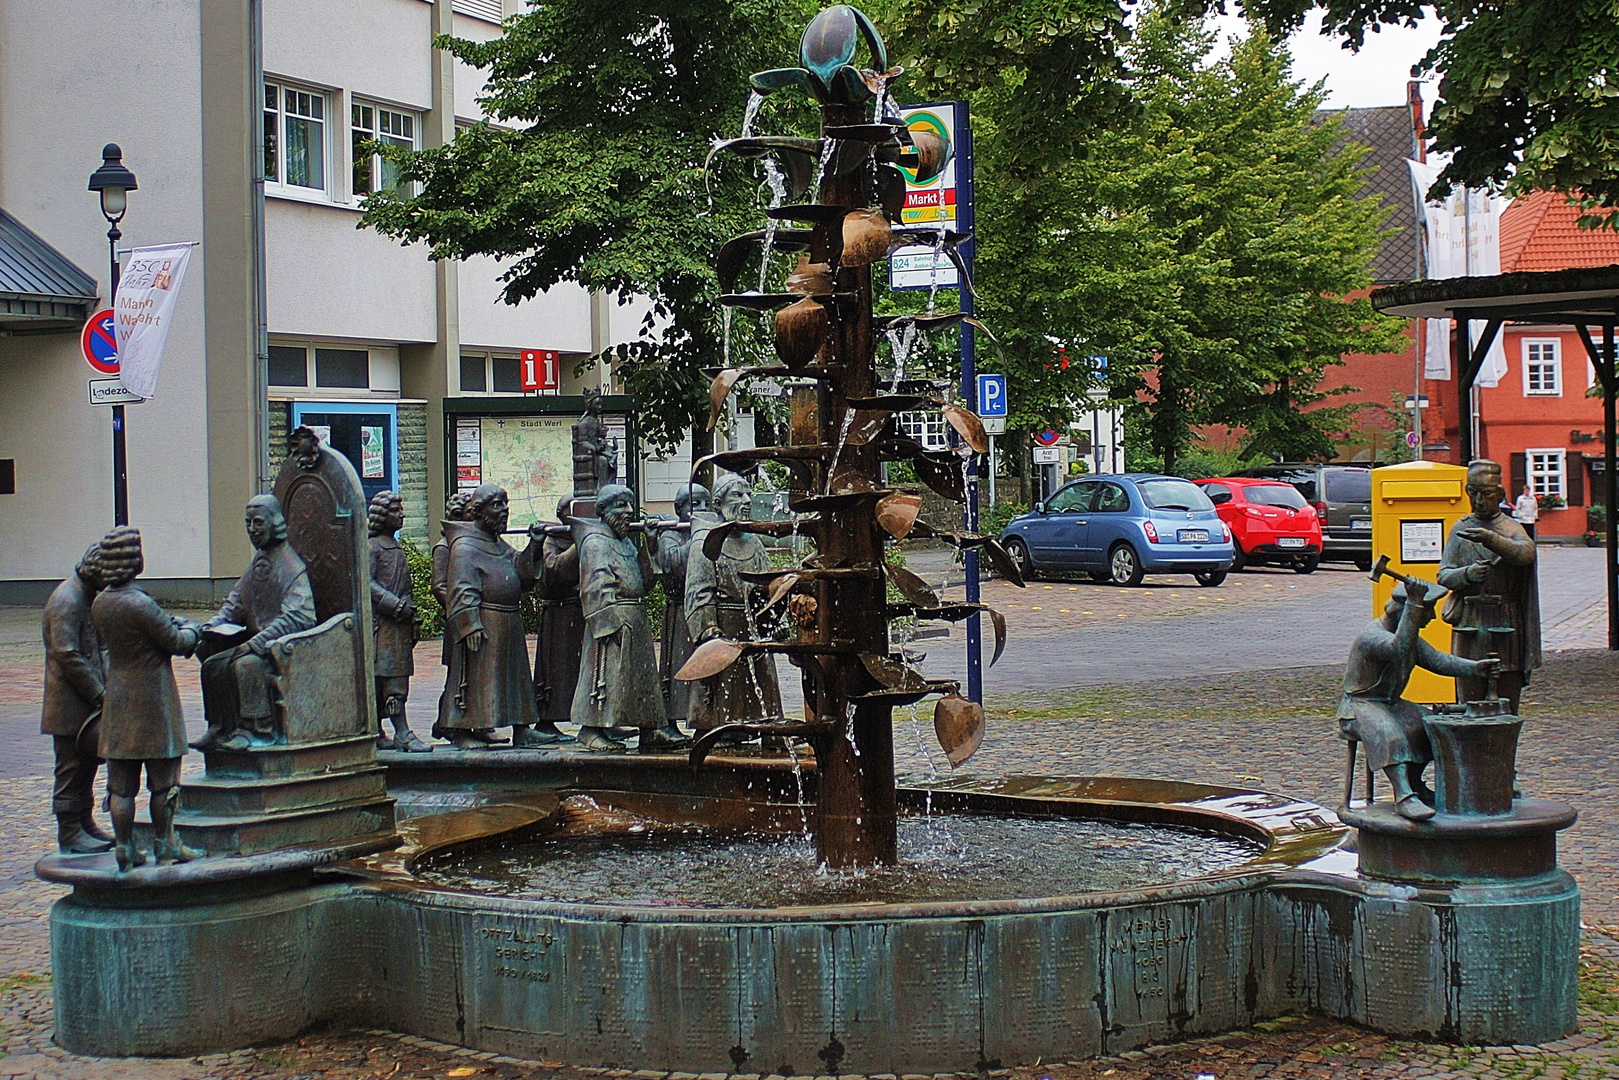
[
  {"x1": 1521, "y1": 338, "x2": 1562, "y2": 397},
  {"x1": 457, "y1": 352, "x2": 552, "y2": 397},
  {"x1": 898, "y1": 410, "x2": 949, "y2": 452},
  {"x1": 264, "y1": 79, "x2": 332, "y2": 202},
  {"x1": 1526, "y1": 448, "x2": 1567, "y2": 500},
  {"x1": 351, "y1": 100, "x2": 419, "y2": 197}
]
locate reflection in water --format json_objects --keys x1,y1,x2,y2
[{"x1": 420, "y1": 811, "x2": 1262, "y2": 908}]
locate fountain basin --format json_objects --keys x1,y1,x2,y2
[{"x1": 44, "y1": 768, "x2": 1578, "y2": 1066}]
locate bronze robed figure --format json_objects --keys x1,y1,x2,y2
[
  {"x1": 571, "y1": 391, "x2": 619, "y2": 497},
  {"x1": 197, "y1": 494, "x2": 319, "y2": 750},
  {"x1": 655, "y1": 483, "x2": 710, "y2": 726},
  {"x1": 438, "y1": 484, "x2": 541, "y2": 749},
  {"x1": 571, "y1": 484, "x2": 686, "y2": 753},
  {"x1": 1338, "y1": 579, "x2": 1497, "y2": 820},
  {"x1": 40, "y1": 542, "x2": 114, "y2": 854},
  {"x1": 1437, "y1": 459, "x2": 1541, "y2": 712},
  {"x1": 90, "y1": 527, "x2": 203, "y2": 871},
  {"x1": 686, "y1": 473, "x2": 782, "y2": 734},
  {"x1": 530, "y1": 495, "x2": 583, "y2": 745},
  {"x1": 369, "y1": 491, "x2": 429, "y2": 752}
]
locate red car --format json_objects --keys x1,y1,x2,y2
[{"x1": 1195, "y1": 477, "x2": 1323, "y2": 573}]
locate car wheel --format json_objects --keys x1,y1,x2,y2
[
  {"x1": 1230, "y1": 544, "x2": 1248, "y2": 572},
  {"x1": 1355, "y1": 554, "x2": 1373, "y2": 573},
  {"x1": 1295, "y1": 554, "x2": 1320, "y2": 575},
  {"x1": 1194, "y1": 569, "x2": 1227, "y2": 587},
  {"x1": 1005, "y1": 537, "x2": 1038, "y2": 582},
  {"x1": 1108, "y1": 543, "x2": 1145, "y2": 587}
]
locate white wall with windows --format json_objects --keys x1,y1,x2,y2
[
  {"x1": 268, "y1": 341, "x2": 402, "y2": 397},
  {"x1": 264, "y1": 0, "x2": 431, "y2": 123}
]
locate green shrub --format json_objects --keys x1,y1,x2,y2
[
  {"x1": 1587, "y1": 504, "x2": 1607, "y2": 531},
  {"x1": 402, "y1": 537, "x2": 444, "y2": 639},
  {"x1": 981, "y1": 501, "x2": 1028, "y2": 536}
]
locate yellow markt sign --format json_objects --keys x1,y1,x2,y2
[{"x1": 1369, "y1": 460, "x2": 1471, "y2": 704}]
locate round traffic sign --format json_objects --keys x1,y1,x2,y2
[
  {"x1": 1405, "y1": 431, "x2": 1421, "y2": 449},
  {"x1": 81, "y1": 309, "x2": 119, "y2": 374},
  {"x1": 1034, "y1": 429, "x2": 1061, "y2": 447}
]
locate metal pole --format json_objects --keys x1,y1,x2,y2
[
  {"x1": 955, "y1": 100, "x2": 981, "y2": 704},
  {"x1": 1605, "y1": 324, "x2": 1617, "y2": 651},
  {"x1": 108, "y1": 224, "x2": 128, "y2": 527},
  {"x1": 1455, "y1": 316, "x2": 1473, "y2": 464},
  {"x1": 987, "y1": 434, "x2": 996, "y2": 507},
  {"x1": 1413, "y1": 322, "x2": 1424, "y2": 458},
  {"x1": 251, "y1": 0, "x2": 271, "y2": 489}
]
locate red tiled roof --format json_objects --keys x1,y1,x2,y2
[{"x1": 1499, "y1": 190, "x2": 1619, "y2": 273}]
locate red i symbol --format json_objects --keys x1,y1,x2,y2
[{"x1": 520, "y1": 349, "x2": 559, "y2": 391}]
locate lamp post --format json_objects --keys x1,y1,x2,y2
[{"x1": 87, "y1": 144, "x2": 137, "y2": 527}]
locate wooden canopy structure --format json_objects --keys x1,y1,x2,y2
[{"x1": 1372, "y1": 265, "x2": 1619, "y2": 649}]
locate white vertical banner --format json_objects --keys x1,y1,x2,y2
[
  {"x1": 1407, "y1": 160, "x2": 1507, "y2": 383},
  {"x1": 114, "y1": 243, "x2": 193, "y2": 400}
]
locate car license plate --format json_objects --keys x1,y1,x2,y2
[
  {"x1": 1351, "y1": 519, "x2": 1371, "y2": 530},
  {"x1": 1177, "y1": 529, "x2": 1209, "y2": 543},
  {"x1": 1277, "y1": 537, "x2": 1306, "y2": 548}
]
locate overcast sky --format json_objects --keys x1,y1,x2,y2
[{"x1": 1210, "y1": 8, "x2": 1445, "y2": 111}]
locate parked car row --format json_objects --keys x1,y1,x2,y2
[{"x1": 996, "y1": 464, "x2": 1375, "y2": 588}]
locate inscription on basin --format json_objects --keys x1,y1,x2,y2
[{"x1": 1105, "y1": 905, "x2": 1194, "y2": 1031}]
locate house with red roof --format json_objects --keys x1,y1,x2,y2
[{"x1": 1455, "y1": 191, "x2": 1619, "y2": 538}]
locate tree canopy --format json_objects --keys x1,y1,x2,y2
[
  {"x1": 1184, "y1": 0, "x2": 1619, "y2": 227},
  {"x1": 360, "y1": 0, "x2": 814, "y2": 449},
  {"x1": 905, "y1": 8, "x2": 1401, "y2": 472}
]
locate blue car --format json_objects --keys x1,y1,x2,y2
[{"x1": 999, "y1": 473, "x2": 1235, "y2": 587}]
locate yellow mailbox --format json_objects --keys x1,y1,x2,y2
[{"x1": 1369, "y1": 459, "x2": 1470, "y2": 703}]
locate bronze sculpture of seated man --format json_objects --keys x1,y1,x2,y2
[
  {"x1": 1338, "y1": 578, "x2": 1497, "y2": 820},
  {"x1": 196, "y1": 494, "x2": 318, "y2": 751}
]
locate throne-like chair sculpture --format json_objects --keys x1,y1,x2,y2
[{"x1": 172, "y1": 435, "x2": 398, "y2": 856}]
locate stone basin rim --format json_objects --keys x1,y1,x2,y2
[{"x1": 352, "y1": 774, "x2": 1354, "y2": 922}]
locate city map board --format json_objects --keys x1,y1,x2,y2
[{"x1": 452, "y1": 404, "x2": 632, "y2": 530}]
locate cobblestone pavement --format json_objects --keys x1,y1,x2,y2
[{"x1": 0, "y1": 550, "x2": 1613, "y2": 1078}]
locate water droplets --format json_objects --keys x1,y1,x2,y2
[
  {"x1": 759, "y1": 158, "x2": 788, "y2": 293},
  {"x1": 740, "y1": 90, "x2": 765, "y2": 139}
]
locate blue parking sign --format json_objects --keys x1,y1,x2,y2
[{"x1": 976, "y1": 373, "x2": 1007, "y2": 417}]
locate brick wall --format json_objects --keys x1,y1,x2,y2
[
  {"x1": 267, "y1": 401, "x2": 290, "y2": 479},
  {"x1": 397, "y1": 401, "x2": 429, "y2": 544}
]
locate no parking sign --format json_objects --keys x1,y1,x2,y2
[{"x1": 81, "y1": 309, "x2": 119, "y2": 375}]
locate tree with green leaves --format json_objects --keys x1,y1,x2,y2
[
  {"x1": 359, "y1": 0, "x2": 813, "y2": 450},
  {"x1": 1184, "y1": 0, "x2": 1619, "y2": 227},
  {"x1": 905, "y1": 9, "x2": 1400, "y2": 473}
]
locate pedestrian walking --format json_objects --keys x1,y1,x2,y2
[{"x1": 1513, "y1": 484, "x2": 1540, "y2": 540}]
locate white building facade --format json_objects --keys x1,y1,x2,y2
[{"x1": 0, "y1": 0, "x2": 672, "y2": 601}]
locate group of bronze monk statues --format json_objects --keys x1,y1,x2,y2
[
  {"x1": 1337, "y1": 459, "x2": 1541, "y2": 821},
  {"x1": 423, "y1": 472, "x2": 783, "y2": 753}
]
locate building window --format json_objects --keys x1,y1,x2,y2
[
  {"x1": 1527, "y1": 449, "x2": 1566, "y2": 500},
  {"x1": 269, "y1": 345, "x2": 309, "y2": 387},
  {"x1": 459, "y1": 355, "x2": 487, "y2": 392},
  {"x1": 352, "y1": 103, "x2": 417, "y2": 195},
  {"x1": 1523, "y1": 339, "x2": 1561, "y2": 396},
  {"x1": 265, "y1": 81, "x2": 328, "y2": 193},
  {"x1": 898, "y1": 410, "x2": 948, "y2": 451},
  {"x1": 491, "y1": 357, "x2": 522, "y2": 394},
  {"x1": 315, "y1": 348, "x2": 369, "y2": 389}
]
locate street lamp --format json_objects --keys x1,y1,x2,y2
[{"x1": 87, "y1": 144, "x2": 137, "y2": 526}]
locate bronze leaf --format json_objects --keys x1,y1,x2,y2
[{"x1": 933, "y1": 692, "x2": 985, "y2": 767}]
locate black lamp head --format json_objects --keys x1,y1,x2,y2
[{"x1": 88, "y1": 144, "x2": 138, "y2": 220}]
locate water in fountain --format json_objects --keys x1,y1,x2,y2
[
  {"x1": 420, "y1": 814, "x2": 1262, "y2": 908},
  {"x1": 822, "y1": 405, "x2": 857, "y2": 494},
  {"x1": 926, "y1": 225, "x2": 948, "y2": 314},
  {"x1": 885, "y1": 321, "x2": 918, "y2": 393},
  {"x1": 721, "y1": 306, "x2": 733, "y2": 366},
  {"x1": 813, "y1": 138, "x2": 839, "y2": 202},
  {"x1": 740, "y1": 90, "x2": 765, "y2": 138},
  {"x1": 758, "y1": 158, "x2": 788, "y2": 293}
]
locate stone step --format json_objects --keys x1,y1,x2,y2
[
  {"x1": 202, "y1": 734, "x2": 378, "y2": 780},
  {"x1": 172, "y1": 794, "x2": 398, "y2": 857},
  {"x1": 178, "y1": 766, "x2": 389, "y2": 817}
]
